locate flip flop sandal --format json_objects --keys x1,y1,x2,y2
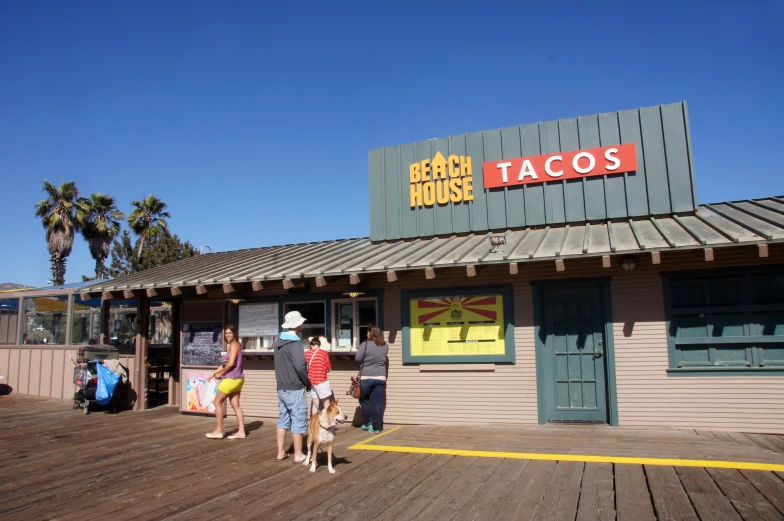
[
  {"x1": 275, "y1": 454, "x2": 290, "y2": 461},
  {"x1": 227, "y1": 434, "x2": 246, "y2": 440},
  {"x1": 205, "y1": 432, "x2": 225, "y2": 439}
]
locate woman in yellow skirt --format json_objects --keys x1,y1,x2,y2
[{"x1": 206, "y1": 324, "x2": 246, "y2": 439}]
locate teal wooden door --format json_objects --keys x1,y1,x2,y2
[{"x1": 542, "y1": 286, "x2": 608, "y2": 422}]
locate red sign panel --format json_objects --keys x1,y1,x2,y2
[{"x1": 482, "y1": 143, "x2": 637, "y2": 189}]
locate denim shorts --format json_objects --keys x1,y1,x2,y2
[{"x1": 277, "y1": 389, "x2": 308, "y2": 434}]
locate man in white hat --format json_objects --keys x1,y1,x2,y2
[{"x1": 273, "y1": 310, "x2": 312, "y2": 462}]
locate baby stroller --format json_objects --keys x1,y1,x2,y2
[{"x1": 73, "y1": 359, "x2": 120, "y2": 414}]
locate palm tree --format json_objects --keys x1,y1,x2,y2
[
  {"x1": 128, "y1": 194, "x2": 170, "y2": 269},
  {"x1": 34, "y1": 180, "x2": 81, "y2": 286},
  {"x1": 78, "y1": 193, "x2": 125, "y2": 280}
]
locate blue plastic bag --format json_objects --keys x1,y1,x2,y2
[{"x1": 95, "y1": 362, "x2": 120, "y2": 405}]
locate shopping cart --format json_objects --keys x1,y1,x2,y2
[{"x1": 72, "y1": 362, "x2": 96, "y2": 414}]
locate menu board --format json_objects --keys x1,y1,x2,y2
[
  {"x1": 238, "y1": 303, "x2": 279, "y2": 337},
  {"x1": 409, "y1": 295, "x2": 505, "y2": 356},
  {"x1": 182, "y1": 321, "x2": 223, "y2": 366}
]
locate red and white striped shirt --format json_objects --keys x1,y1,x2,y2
[{"x1": 306, "y1": 349, "x2": 331, "y2": 385}]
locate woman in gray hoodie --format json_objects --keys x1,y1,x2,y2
[{"x1": 355, "y1": 324, "x2": 388, "y2": 433}]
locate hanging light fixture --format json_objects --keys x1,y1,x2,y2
[
  {"x1": 342, "y1": 291, "x2": 365, "y2": 298},
  {"x1": 488, "y1": 232, "x2": 508, "y2": 253}
]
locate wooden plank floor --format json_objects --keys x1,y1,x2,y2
[{"x1": 0, "y1": 395, "x2": 782, "y2": 521}]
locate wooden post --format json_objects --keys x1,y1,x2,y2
[
  {"x1": 134, "y1": 294, "x2": 150, "y2": 411},
  {"x1": 99, "y1": 299, "x2": 110, "y2": 345},
  {"x1": 170, "y1": 300, "x2": 182, "y2": 407}
]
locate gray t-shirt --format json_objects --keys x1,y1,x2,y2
[{"x1": 355, "y1": 340, "x2": 388, "y2": 378}]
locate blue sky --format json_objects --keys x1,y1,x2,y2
[{"x1": 1, "y1": 1, "x2": 782, "y2": 287}]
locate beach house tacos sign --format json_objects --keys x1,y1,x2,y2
[
  {"x1": 482, "y1": 143, "x2": 637, "y2": 189},
  {"x1": 408, "y1": 144, "x2": 637, "y2": 208}
]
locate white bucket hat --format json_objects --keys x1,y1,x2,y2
[{"x1": 281, "y1": 310, "x2": 307, "y2": 329}]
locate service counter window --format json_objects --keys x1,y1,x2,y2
[
  {"x1": 664, "y1": 267, "x2": 784, "y2": 375},
  {"x1": 401, "y1": 286, "x2": 515, "y2": 364},
  {"x1": 239, "y1": 302, "x2": 279, "y2": 351},
  {"x1": 71, "y1": 295, "x2": 101, "y2": 345},
  {"x1": 108, "y1": 300, "x2": 138, "y2": 353},
  {"x1": 23, "y1": 295, "x2": 68, "y2": 345},
  {"x1": 0, "y1": 298, "x2": 20, "y2": 345},
  {"x1": 332, "y1": 298, "x2": 378, "y2": 351},
  {"x1": 284, "y1": 301, "x2": 325, "y2": 342}
]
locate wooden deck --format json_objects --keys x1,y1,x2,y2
[{"x1": 0, "y1": 395, "x2": 782, "y2": 521}]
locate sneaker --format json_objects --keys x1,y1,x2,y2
[
  {"x1": 360, "y1": 424, "x2": 371, "y2": 430},
  {"x1": 368, "y1": 427, "x2": 382, "y2": 434}
]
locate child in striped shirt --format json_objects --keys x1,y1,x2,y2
[{"x1": 306, "y1": 336, "x2": 332, "y2": 415}]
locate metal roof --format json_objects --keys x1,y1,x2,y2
[{"x1": 82, "y1": 197, "x2": 784, "y2": 294}]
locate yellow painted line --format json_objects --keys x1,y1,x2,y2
[
  {"x1": 348, "y1": 425, "x2": 404, "y2": 449},
  {"x1": 348, "y1": 443, "x2": 784, "y2": 472}
]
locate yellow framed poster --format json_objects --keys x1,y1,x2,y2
[{"x1": 403, "y1": 286, "x2": 514, "y2": 363}]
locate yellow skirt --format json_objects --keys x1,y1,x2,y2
[{"x1": 218, "y1": 378, "x2": 244, "y2": 394}]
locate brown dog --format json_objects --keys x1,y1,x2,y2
[{"x1": 304, "y1": 400, "x2": 347, "y2": 473}]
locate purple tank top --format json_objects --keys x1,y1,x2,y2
[{"x1": 222, "y1": 347, "x2": 244, "y2": 379}]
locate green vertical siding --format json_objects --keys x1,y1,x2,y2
[
  {"x1": 483, "y1": 128, "x2": 507, "y2": 230},
  {"x1": 399, "y1": 143, "x2": 418, "y2": 239},
  {"x1": 415, "y1": 140, "x2": 435, "y2": 237},
  {"x1": 502, "y1": 126, "x2": 526, "y2": 228},
  {"x1": 559, "y1": 118, "x2": 587, "y2": 223},
  {"x1": 599, "y1": 112, "x2": 627, "y2": 219},
  {"x1": 383, "y1": 146, "x2": 402, "y2": 240},
  {"x1": 370, "y1": 102, "x2": 698, "y2": 241},
  {"x1": 432, "y1": 137, "x2": 453, "y2": 236},
  {"x1": 618, "y1": 109, "x2": 650, "y2": 217},
  {"x1": 640, "y1": 106, "x2": 672, "y2": 215},
  {"x1": 369, "y1": 148, "x2": 386, "y2": 241},
  {"x1": 450, "y1": 134, "x2": 471, "y2": 233},
  {"x1": 661, "y1": 104, "x2": 695, "y2": 213},
  {"x1": 578, "y1": 115, "x2": 607, "y2": 221},
  {"x1": 466, "y1": 131, "x2": 489, "y2": 232},
  {"x1": 521, "y1": 123, "x2": 546, "y2": 225},
  {"x1": 540, "y1": 120, "x2": 566, "y2": 224}
]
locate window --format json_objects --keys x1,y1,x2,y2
[
  {"x1": 23, "y1": 295, "x2": 68, "y2": 345},
  {"x1": 283, "y1": 301, "x2": 325, "y2": 342},
  {"x1": 664, "y1": 267, "x2": 784, "y2": 374},
  {"x1": 149, "y1": 301, "x2": 173, "y2": 345},
  {"x1": 239, "y1": 302, "x2": 278, "y2": 351},
  {"x1": 71, "y1": 296, "x2": 101, "y2": 345},
  {"x1": 0, "y1": 298, "x2": 20, "y2": 345},
  {"x1": 331, "y1": 298, "x2": 378, "y2": 351},
  {"x1": 108, "y1": 300, "x2": 138, "y2": 353}
]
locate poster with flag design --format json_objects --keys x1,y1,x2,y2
[{"x1": 409, "y1": 295, "x2": 504, "y2": 356}]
